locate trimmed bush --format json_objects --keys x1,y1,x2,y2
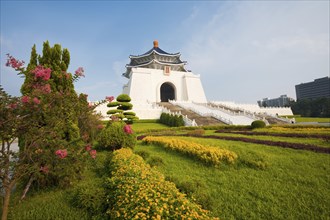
[
  {"x1": 97, "y1": 122, "x2": 136, "y2": 150},
  {"x1": 159, "y1": 113, "x2": 184, "y2": 127},
  {"x1": 251, "y1": 120, "x2": 266, "y2": 129},
  {"x1": 116, "y1": 94, "x2": 131, "y2": 102},
  {"x1": 105, "y1": 148, "x2": 217, "y2": 219}
]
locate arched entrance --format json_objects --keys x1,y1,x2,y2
[{"x1": 160, "y1": 82, "x2": 175, "y2": 102}]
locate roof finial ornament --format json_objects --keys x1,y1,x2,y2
[{"x1": 153, "y1": 40, "x2": 159, "y2": 48}]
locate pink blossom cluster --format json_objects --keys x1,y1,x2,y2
[
  {"x1": 21, "y1": 96, "x2": 41, "y2": 105},
  {"x1": 123, "y1": 124, "x2": 133, "y2": 134},
  {"x1": 21, "y1": 96, "x2": 30, "y2": 103},
  {"x1": 106, "y1": 96, "x2": 114, "y2": 102},
  {"x1": 89, "y1": 150, "x2": 97, "y2": 159},
  {"x1": 85, "y1": 144, "x2": 97, "y2": 159},
  {"x1": 31, "y1": 66, "x2": 51, "y2": 81},
  {"x1": 75, "y1": 67, "x2": 85, "y2": 77},
  {"x1": 55, "y1": 149, "x2": 68, "y2": 159},
  {"x1": 8, "y1": 103, "x2": 18, "y2": 109},
  {"x1": 6, "y1": 54, "x2": 25, "y2": 70},
  {"x1": 34, "y1": 84, "x2": 51, "y2": 94}
]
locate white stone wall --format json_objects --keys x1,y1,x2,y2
[{"x1": 123, "y1": 67, "x2": 207, "y2": 103}]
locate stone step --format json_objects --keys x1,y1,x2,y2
[{"x1": 158, "y1": 102, "x2": 224, "y2": 126}]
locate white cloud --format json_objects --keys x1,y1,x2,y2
[{"x1": 180, "y1": 1, "x2": 329, "y2": 102}]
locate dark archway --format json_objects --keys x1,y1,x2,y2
[{"x1": 160, "y1": 83, "x2": 175, "y2": 102}]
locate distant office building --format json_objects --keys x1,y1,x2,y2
[
  {"x1": 258, "y1": 95, "x2": 294, "y2": 107},
  {"x1": 295, "y1": 77, "x2": 330, "y2": 100}
]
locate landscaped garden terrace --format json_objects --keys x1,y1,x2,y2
[{"x1": 3, "y1": 122, "x2": 329, "y2": 220}]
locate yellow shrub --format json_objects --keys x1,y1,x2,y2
[
  {"x1": 105, "y1": 148, "x2": 218, "y2": 219},
  {"x1": 143, "y1": 136, "x2": 237, "y2": 166}
]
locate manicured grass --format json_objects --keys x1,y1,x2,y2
[
  {"x1": 131, "y1": 122, "x2": 169, "y2": 133},
  {"x1": 285, "y1": 116, "x2": 330, "y2": 123},
  {"x1": 8, "y1": 190, "x2": 90, "y2": 220},
  {"x1": 135, "y1": 136, "x2": 330, "y2": 219},
  {"x1": 295, "y1": 117, "x2": 330, "y2": 123},
  {"x1": 205, "y1": 130, "x2": 330, "y2": 148}
]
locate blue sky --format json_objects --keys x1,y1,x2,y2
[{"x1": 1, "y1": 0, "x2": 329, "y2": 103}]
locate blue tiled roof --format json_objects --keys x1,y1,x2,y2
[{"x1": 142, "y1": 47, "x2": 173, "y2": 55}]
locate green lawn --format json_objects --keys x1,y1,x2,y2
[
  {"x1": 285, "y1": 116, "x2": 330, "y2": 123},
  {"x1": 135, "y1": 136, "x2": 330, "y2": 219},
  {"x1": 131, "y1": 122, "x2": 169, "y2": 133}
]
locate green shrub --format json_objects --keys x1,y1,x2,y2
[
  {"x1": 159, "y1": 113, "x2": 185, "y2": 127},
  {"x1": 105, "y1": 148, "x2": 217, "y2": 219},
  {"x1": 251, "y1": 120, "x2": 266, "y2": 129},
  {"x1": 97, "y1": 122, "x2": 136, "y2": 151},
  {"x1": 116, "y1": 94, "x2": 131, "y2": 102}
]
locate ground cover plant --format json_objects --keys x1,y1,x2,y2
[
  {"x1": 142, "y1": 136, "x2": 238, "y2": 166},
  {"x1": 135, "y1": 130, "x2": 330, "y2": 219},
  {"x1": 105, "y1": 148, "x2": 217, "y2": 219}
]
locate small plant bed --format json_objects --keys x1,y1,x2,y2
[
  {"x1": 180, "y1": 134, "x2": 330, "y2": 154},
  {"x1": 215, "y1": 129, "x2": 330, "y2": 140},
  {"x1": 142, "y1": 136, "x2": 238, "y2": 166},
  {"x1": 211, "y1": 131, "x2": 330, "y2": 149}
]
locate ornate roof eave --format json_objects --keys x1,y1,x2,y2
[
  {"x1": 129, "y1": 50, "x2": 181, "y2": 59},
  {"x1": 126, "y1": 59, "x2": 186, "y2": 68}
]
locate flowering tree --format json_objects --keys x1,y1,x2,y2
[{"x1": 1, "y1": 42, "x2": 102, "y2": 220}]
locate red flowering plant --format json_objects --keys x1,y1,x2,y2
[{"x1": 1, "y1": 42, "x2": 103, "y2": 218}]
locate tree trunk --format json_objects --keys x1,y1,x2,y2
[{"x1": 1, "y1": 181, "x2": 15, "y2": 220}]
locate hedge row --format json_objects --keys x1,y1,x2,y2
[
  {"x1": 142, "y1": 136, "x2": 238, "y2": 166},
  {"x1": 105, "y1": 148, "x2": 217, "y2": 219},
  {"x1": 159, "y1": 113, "x2": 184, "y2": 127}
]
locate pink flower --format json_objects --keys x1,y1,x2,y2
[
  {"x1": 31, "y1": 65, "x2": 51, "y2": 81},
  {"x1": 33, "y1": 97, "x2": 41, "y2": 105},
  {"x1": 8, "y1": 103, "x2": 18, "y2": 109},
  {"x1": 75, "y1": 67, "x2": 85, "y2": 77},
  {"x1": 89, "y1": 149, "x2": 97, "y2": 159},
  {"x1": 97, "y1": 124, "x2": 104, "y2": 130},
  {"x1": 6, "y1": 54, "x2": 25, "y2": 70},
  {"x1": 21, "y1": 96, "x2": 30, "y2": 103},
  {"x1": 123, "y1": 124, "x2": 133, "y2": 134},
  {"x1": 85, "y1": 144, "x2": 92, "y2": 151},
  {"x1": 106, "y1": 96, "x2": 114, "y2": 102},
  {"x1": 55, "y1": 149, "x2": 68, "y2": 159},
  {"x1": 40, "y1": 166, "x2": 49, "y2": 174},
  {"x1": 33, "y1": 84, "x2": 51, "y2": 94}
]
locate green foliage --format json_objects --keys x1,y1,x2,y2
[
  {"x1": 97, "y1": 122, "x2": 136, "y2": 151},
  {"x1": 251, "y1": 120, "x2": 266, "y2": 129},
  {"x1": 106, "y1": 94, "x2": 138, "y2": 123},
  {"x1": 116, "y1": 94, "x2": 131, "y2": 102},
  {"x1": 290, "y1": 98, "x2": 330, "y2": 118},
  {"x1": 5, "y1": 42, "x2": 102, "y2": 192},
  {"x1": 159, "y1": 113, "x2": 185, "y2": 127}
]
